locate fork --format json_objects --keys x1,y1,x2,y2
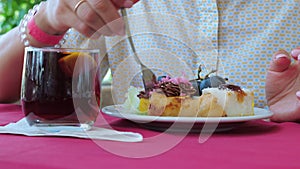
[{"x1": 120, "y1": 9, "x2": 157, "y2": 91}]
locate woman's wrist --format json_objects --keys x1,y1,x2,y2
[
  {"x1": 33, "y1": 3, "x2": 67, "y2": 36},
  {"x1": 27, "y1": 16, "x2": 65, "y2": 46},
  {"x1": 19, "y1": 1, "x2": 67, "y2": 47}
]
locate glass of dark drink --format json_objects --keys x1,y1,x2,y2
[{"x1": 21, "y1": 47, "x2": 101, "y2": 130}]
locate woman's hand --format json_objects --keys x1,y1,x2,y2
[
  {"x1": 265, "y1": 48, "x2": 300, "y2": 122},
  {"x1": 34, "y1": 0, "x2": 139, "y2": 38}
]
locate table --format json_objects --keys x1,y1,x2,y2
[{"x1": 0, "y1": 103, "x2": 299, "y2": 169}]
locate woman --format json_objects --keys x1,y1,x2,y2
[{"x1": 0, "y1": 0, "x2": 299, "y2": 122}]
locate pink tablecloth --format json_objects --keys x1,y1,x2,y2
[{"x1": 0, "y1": 104, "x2": 299, "y2": 169}]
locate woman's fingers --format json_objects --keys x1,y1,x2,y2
[
  {"x1": 291, "y1": 47, "x2": 300, "y2": 61},
  {"x1": 268, "y1": 50, "x2": 291, "y2": 72},
  {"x1": 73, "y1": 0, "x2": 115, "y2": 37},
  {"x1": 88, "y1": 0, "x2": 125, "y2": 36},
  {"x1": 69, "y1": 0, "x2": 125, "y2": 37},
  {"x1": 45, "y1": 1, "x2": 97, "y2": 38},
  {"x1": 111, "y1": 0, "x2": 134, "y2": 8},
  {"x1": 42, "y1": 0, "x2": 136, "y2": 38},
  {"x1": 296, "y1": 91, "x2": 300, "y2": 100}
]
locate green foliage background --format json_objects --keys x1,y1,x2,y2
[{"x1": 0, "y1": 0, "x2": 43, "y2": 34}]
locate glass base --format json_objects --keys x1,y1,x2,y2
[{"x1": 27, "y1": 119, "x2": 94, "y2": 131}]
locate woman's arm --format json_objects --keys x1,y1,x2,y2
[{"x1": 0, "y1": 27, "x2": 25, "y2": 103}]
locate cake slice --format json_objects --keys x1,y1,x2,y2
[
  {"x1": 137, "y1": 76, "x2": 197, "y2": 116},
  {"x1": 200, "y1": 84, "x2": 254, "y2": 117},
  {"x1": 148, "y1": 92, "x2": 200, "y2": 117}
]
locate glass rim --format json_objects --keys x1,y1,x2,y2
[{"x1": 25, "y1": 47, "x2": 100, "y2": 53}]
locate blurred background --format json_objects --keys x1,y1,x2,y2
[{"x1": 0, "y1": 0, "x2": 43, "y2": 34}]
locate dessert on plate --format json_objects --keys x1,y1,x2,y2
[{"x1": 123, "y1": 66, "x2": 254, "y2": 117}]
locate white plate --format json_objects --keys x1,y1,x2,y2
[{"x1": 101, "y1": 105, "x2": 273, "y2": 132}]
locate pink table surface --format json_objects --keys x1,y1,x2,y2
[{"x1": 0, "y1": 103, "x2": 300, "y2": 169}]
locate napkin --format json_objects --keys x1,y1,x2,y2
[{"x1": 0, "y1": 118, "x2": 143, "y2": 142}]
